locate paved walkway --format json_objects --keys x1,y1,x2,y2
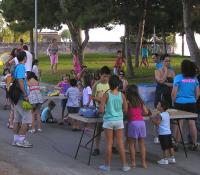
[{"x1": 0, "y1": 89, "x2": 200, "y2": 175}]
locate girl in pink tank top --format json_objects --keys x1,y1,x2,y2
[{"x1": 126, "y1": 85, "x2": 150, "y2": 169}]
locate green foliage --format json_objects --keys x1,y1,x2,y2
[
  {"x1": 0, "y1": 53, "x2": 186, "y2": 84},
  {"x1": 60, "y1": 29, "x2": 71, "y2": 42},
  {"x1": 0, "y1": 0, "x2": 62, "y2": 33}
]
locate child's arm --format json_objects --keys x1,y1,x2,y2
[
  {"x1": 99, "y1": 93, "x2": 108, "y2": 114},
  {"x1": 142, "y1": 104, "x2": 151, "y2": 116},
  {"x1": 122, "y1": 93, "x2": 128, "y2": 114},
  {"x1": 150, "y1": 114, "x2": 161, "y2": 126}
]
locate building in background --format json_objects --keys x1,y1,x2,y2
[{"x1": 38, "y1": 32, "x2": 61, "y2": 43}]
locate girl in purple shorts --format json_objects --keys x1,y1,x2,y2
[{"x1": 126, "y1": 85, "x2": 150, "y2": 168}]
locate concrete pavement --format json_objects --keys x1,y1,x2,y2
[{"x1": 0, "y1": 90, "x2": 200, "y2": 175}]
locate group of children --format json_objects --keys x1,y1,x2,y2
[{"x1": 2, "y1": 50, "x2": 176, "y2": 172}]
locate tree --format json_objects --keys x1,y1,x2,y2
[
  {"x1": 60, "y1": 29, "x2": 71, "y2": 42},
  {"x1": 1, "y1": 0, "x2": 62, "y2": 54},
  {"x1": 59, "y1": 0, "x2": 113, "y2": 66},
  {"x1": 182, "y1": 0, "x2": 200, "y2": 64}
]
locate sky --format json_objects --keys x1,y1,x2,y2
[{"x1": 43, "y1": 24, "x2": 200, "y2": 56}]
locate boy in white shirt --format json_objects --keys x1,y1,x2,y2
[{"x1": 150, "y1": 100, "x2": 176, "y2": 165}]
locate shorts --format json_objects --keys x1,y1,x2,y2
[
  {"x1": 142, "y1": 56, "x2": 147, "y2": 60},
  {"x1": 32, "y1": 103, "x2": 42, "y2": 111},
  {"x1": 61, "y1": 99, "x2": 67, "y2": 109},
  {"x1": 50, "y1": 54, "x2": 58, "y2": 64},
  {"x1": 159, "y1": 134, "x2": 173, "y2": 151},
  {"x1": 174, "y1": 103, "x2": 197, "y2": 120},
  {"x1": 128, "y1": 120, "x2": 146, "y2": 139},
  {"x1": 67, "y1": 107, "x2": 79, "y2": 113},
  {"x1": 103, "y1": 120, "x2": 124, "y2": 130},
  {"x1": 14, "y1": 102, "x2": 32, "y2": 124}
]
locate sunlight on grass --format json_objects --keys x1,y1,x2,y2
[{"x1": 0, "y1": 53, "x2": 188, "y2": 85}]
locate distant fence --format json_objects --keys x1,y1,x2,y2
[{"x1": 0, "y1": 42, "x2": 173, "y2": 54}]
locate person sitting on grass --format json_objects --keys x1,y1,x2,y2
[
  {"x1": 150, "y1": 100, "x2": 176, "y2": 165},
  {"x1": 41, "y1": 101, "x2": 57, "y2": 123}
]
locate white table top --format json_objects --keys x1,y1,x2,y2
[
  {"x1": 43, "y1": 95, "x2": 67, "y2": 100},
  {"x1": 68, "y1": 109, "x2": 198, "y2": 123}
]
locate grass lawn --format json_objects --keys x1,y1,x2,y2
[{"x1": 0, "y1": 53, "x2": 189, "y2": 85}]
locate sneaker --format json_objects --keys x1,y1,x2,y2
[
  {"x1": 92, "y1": 149, "x2": 100, "y2": 156},
  {"x1": 157, "y1": 159, "x2": 168, "y2": 165},
  {"x1": 12, "y1": 141, "x2": 17, "y2": 146},
  {"x1": 37, "y1": 128, "x2": 42, "y2": 132},
  {"x1": 168, "y1": 157, "x2": 176, "y2": 164},
  {"x1": 99, "y1": 165, "x2": 110, "y2": 172},
  {"x1": 29, "y1": 129, "x2": 36, "y2": 133},
  {"x1": 154, "y1": 137, "x2": 160, "y2": 144},
  {"x1": 16, "y1": 140, "x2": 33, "y2": 148},
  {"x1": 122, "y1": 166, "x2": 131, "y2": 172},
  {"x1": 112, "y1": 147, "x2": 119, "y2": 154}
]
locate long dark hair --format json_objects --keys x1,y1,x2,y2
[
  {"x1": 126, "y1": 84, "x2": 144, "y2": 108},
  {"x1": 27, "y1": 72, "x2": 38, "y2": 81}
]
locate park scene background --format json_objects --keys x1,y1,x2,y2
[{"x1": 0, "y1": 1, "x2": 200, "y2": 175}]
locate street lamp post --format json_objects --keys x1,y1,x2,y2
[{"x1": 34, "y1": 0, "x2": 38, "y2": 60}]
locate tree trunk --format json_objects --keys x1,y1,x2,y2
[
  {"x1": 125, "y1": 24, "x2": 134, "y2": 78},
  {"x1": 162, "y1": 30, "x2": 167, "y2": 54},
  {"x1": 135, "y1": 3, "x2": 147, "y2": 67},
  {"x1": 30, "y1": 29, "x2": 34, "y2": 55},
  {"x1": 172, "y1": 33, "x2": 176, "y2": 54},
  {"x1": 182, "y1": 0, "x2": 200, "y2": 64},
  {"x1": 181, "y1": 32, "x2": 184, "y2": 56},
  {"x1": 59, "y1": 0, "x2": 89, "y2": 65},
  {"x1": 67, "y1": 23, "x2": 89, "y2": 66}
]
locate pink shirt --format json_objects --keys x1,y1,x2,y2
[{"x1": 127, "y1": 107, "x2": 144, "y2": 121}]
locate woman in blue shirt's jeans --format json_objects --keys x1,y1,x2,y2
[{"x1": 171, "y1": 59, "x2": 199, "y2": 151}]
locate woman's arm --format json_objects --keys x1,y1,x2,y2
[
  {"x1": 171, "y1": 86, "x2": 178, "y2": 104},
  {"x1": 195, "y1": 86, "x2": 200, "y2": 100},
  {"x1": 155, "y1": 68, "x2": 168, "y2": 84}
]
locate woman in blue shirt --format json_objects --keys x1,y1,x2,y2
[{"x1": 171, "y1": 60, "x2": 199, "y2": 151}]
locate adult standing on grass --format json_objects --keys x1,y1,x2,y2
[
  {"x1": 171, "y1": 59, "x2": 199, "y2": 151},
  {"x1": 12, "y1": 51, "x2": 33, "y2": 148},
  {"x1": 47, "y1": 38, "x2": 59, "y2": 74},
  {"x1": 140, "y1": 42, "x2": 149, "y2": 68}
]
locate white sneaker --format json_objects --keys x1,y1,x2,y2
[
  {"x1": 168, "y1": 157, "x2": 176, "y2": 164},
  {"x1": 157, "y1": 159, "x2": 168, "y2": 165},
  {"x1": 16, "y1": 140, "x2": 33, "y2": 148},
  {"x1": 154, "y1": 137, "x2": 160, "y2": 144},
  {"x1": 29, "y1": 129, "x2": 36, "y2": 133},
  {"x1": 37, "y1": 128, "x2": 42, "y2": 132}
]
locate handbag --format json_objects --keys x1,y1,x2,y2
[
  {"x1": 8, "y1": 79, "x2": 22, "y2": 105},
  {"x1": 79, "y1": 106, "x2": 99, "y2": 118}
]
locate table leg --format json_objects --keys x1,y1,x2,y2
[
  {"x1": 85, "y1": 128, "x2": 104, "y2": 147},
  {"x1": 75, "y1": 128, "x2": 85, "y2": 160},
  {"x1": 88, "y1": 123, "x2": 97, "y2": 165},
  {"x1": 177, "y1": 119, "x2": 187, "y2": 158}
]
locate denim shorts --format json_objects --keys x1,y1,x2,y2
[{"x1": 103, "y1": 120, "x2": 124, "y2": 130}]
